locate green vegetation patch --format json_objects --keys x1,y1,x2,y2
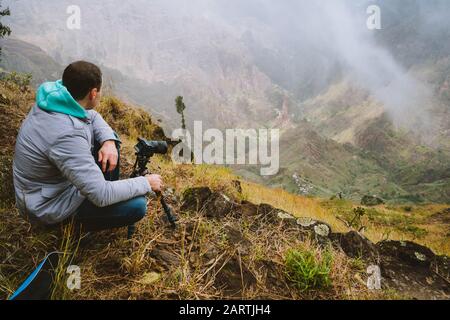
[{"x1": 284, "y1": 247, "x2": 333, "y2": 292}]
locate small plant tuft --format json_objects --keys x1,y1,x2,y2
[{"x1": 284, "y1": 247, "x2": 333, "y2": 292}]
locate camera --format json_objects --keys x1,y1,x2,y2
[
  {"x1": 134, "y1": 138, "x2": 168, "y2": 157},
  {"x1": 129, "y1": 137, "x2": 177, "y2": 236}
]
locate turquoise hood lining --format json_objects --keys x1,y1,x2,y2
[{"x1": 36, "y1": 80, "x2": 88, "y2": 119}]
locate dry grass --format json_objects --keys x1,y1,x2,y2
[
  {"x1": 242, "y1": 181, "x2": 348, "y2": 233},
  {"x1": 63, "y1": 204, "x2": 382, "y2": 300},
  {"x1": 96, "y1": 96, "x2": 166, "y2": 142}
]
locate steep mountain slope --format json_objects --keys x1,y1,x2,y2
[
  {"x1": 3, "y1": 0, "x2": 290, "y2": 131},
  {"x1": 297, "y1": 76, "x2": 450, "y2": 202},
  {"x1": 237, "y1": 122, "x2": 416, "y2": 202},
  {"x1": 2, "y1": 37, "x2": 449, "y2": 203},
  {"x1": 1, "y1": 78, "x2": 449, "y2": 300},
  {"x1": 0, "y1": 38, "x2": 61, "y2": 85},
  {"x1": 2, "y1": 1, "x2": 450, "y2": 203}
]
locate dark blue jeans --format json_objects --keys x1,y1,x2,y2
[
  {"x1": 74, "y1": 138, "x2": 147, "y2": 232},
  {"x1": 75, "y1": 196, "x2": 147, "y2": 232}
]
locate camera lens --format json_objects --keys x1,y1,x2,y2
[{"x1": 149, "y1": 141, "x2": 168, "y2": 155}]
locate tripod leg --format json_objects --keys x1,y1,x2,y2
[
  {"x1": 160, "y1": 197, "x2": 177, "y2": 228},
  {"x1": 127, "y1": 224, "x2": 136, "y2": 239}
]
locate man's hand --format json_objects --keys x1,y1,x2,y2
[
  {"x1": 146, "y1": 174, "x2": 164, "y2": 193},
  {"x1": 98, "y1": 140, "x2": 118, "y2": 173}
]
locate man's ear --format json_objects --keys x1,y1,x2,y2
[{"x1": 89, "y1": 88, "x2": 98, "y2": 101}]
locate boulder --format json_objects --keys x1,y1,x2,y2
[
  {"x1": 433, "y1": 255, "x2": 450, "y2": 282},
  {"x1": 181, "y1": 187, "x2": 237, "y2": 219},
  {"x1": 330, "y1": 231, "x2": 379, "y2": 263},
  {"x1": 204, "y1": 193, "x2": 237, "y2": 219},
  {"x1": 361, "y1": 195, "x2": 384, "y2": 206},
  {"x1": 180, "y1": 187, "x2": 212, "y2": 212},
  {"x1": 214, "y1": 255, "x2": 257, "y2": 297},
  {"x1": 243, "y1": 203, "x2": 281, "y2": 228},
  {"x1": 239, "y1": 200, "x2": 259, "y2": 217},
  {"x1": 377, "y1": 240, "x2": 450, "y2": 299},
  {"x1": 295, "y1": 217, "x2": 333, "y2": 244},
  {"x1": 224, "y1": 226, "x2": 252, "y2": 255},
  {"x1": 259, "y1": 260, "x2": 287, "y2": 292},
  {"x1": 150, "y1": 246, "x2": 181, "y2": 269},
  {"x1": 378, "y1": 240, "x2": 435, "y2": 268}
]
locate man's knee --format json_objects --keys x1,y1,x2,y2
[{"x1": 127, "y1": 196, "x2": 147, "y2": 223}]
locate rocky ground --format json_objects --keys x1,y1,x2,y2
[{"x1": 173, "y1": 185, "x2": 450, "y2": 299}]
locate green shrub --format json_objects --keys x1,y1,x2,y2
[
  {"x1": 398, "y1": 225, "x2": 428, "y2": 239},
  {"x1": 361, "y1": 195, "x2": 384, "y2": 206},
  {"x1": 2, "y1": 71, "x2": 32, "y2": 88},
  {"x1": 284, "y1": 247, "x2": 333, "y2": 292}
]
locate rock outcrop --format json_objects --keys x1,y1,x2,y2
[{"x1": 180, "y1": 187, "x2": 450, "y2": 299}]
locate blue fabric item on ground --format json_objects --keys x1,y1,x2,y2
[{"x1": 9, "y1": 252, "x2": 60, "y2": 300}]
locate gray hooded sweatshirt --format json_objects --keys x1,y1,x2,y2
[{"x1": 13, "y1": 80, "x2": 152, "y2": 225}]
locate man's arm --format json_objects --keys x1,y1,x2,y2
[
  {"x1": 89, "y1": 110, "x2": 119, "y2": 145},
  {"x1": 89, "y1": 110, "x2": 119, "y2": 172},
  {"x1": 48, "y1": 130, "x2": 152, "y2": 207}
]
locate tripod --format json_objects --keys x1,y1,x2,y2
[{"x1": 127, "y1": 153, "x2": 177, "y2": 239}]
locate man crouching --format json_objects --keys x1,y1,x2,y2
[{"x1": 13, "y1": 61, "x2": 163, "y2": 232}]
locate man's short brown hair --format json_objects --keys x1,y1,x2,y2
[{"x1": 62, "y1": 61, "x2": 102, "y2": 100}]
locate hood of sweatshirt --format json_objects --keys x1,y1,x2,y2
[{"x1": 36, "y1": 80, "x2": 88, "y2": 119}]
